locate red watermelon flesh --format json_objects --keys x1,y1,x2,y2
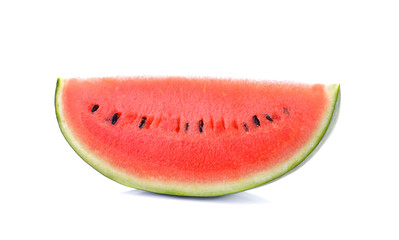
[{"x1": 55, "y1": 76, "x2": 340, "y2": 196}]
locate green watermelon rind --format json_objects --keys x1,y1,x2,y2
[{"x1": 55, "y1": 78, "x2": 340, "y2": 197}]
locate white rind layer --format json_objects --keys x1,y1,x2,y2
[{"x1": 55, "y1": 79, "x2": 340, "y2": 196}]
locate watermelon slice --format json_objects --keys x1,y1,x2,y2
[{"x1": 55, "y1": 77, "x2": 340, "y2": 196}]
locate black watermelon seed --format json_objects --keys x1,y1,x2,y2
[
  {"x1": 185, "y1": 123, "x2": 189, "y2": 132},
  {"x1": 283, "y1": 107, "x2": 290, "y2": 115},
  {"x1": 111, "y1": 113, "x2": 119, "y2": 125},
  {"x1": 265, "y1": 114, "x2": 273, "y2": 122},
  {"x1": 252, "y1": 115, "x2": 260, "y2": 126},
  {"x1": 139, "y1": 117, "x2": 147, "y2": 129},
  {"x1": 243, "y1": 123, "x2": 249, "y2": 132},
  {"x1": 199, "y1": 120, "x2": 204, "y2": 133},
  {"x1": 91, "y1": 104, "x2": 99, "y2": 113}
]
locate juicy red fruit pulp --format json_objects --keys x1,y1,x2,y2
[{"x1": 62, "y1": 77, "x2": 328, "y2": 184}]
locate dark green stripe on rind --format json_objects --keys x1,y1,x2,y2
[{"x1": 55, "y1": 80, "x2": 340, "y2": 197}]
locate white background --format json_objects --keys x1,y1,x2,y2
[{"x1": 1, "y1": 0, "x2": 398, "y2": 239}]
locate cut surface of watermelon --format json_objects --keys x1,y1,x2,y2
[{"x1": 55, "y1": 76, "x2": 340, "y2": 196}]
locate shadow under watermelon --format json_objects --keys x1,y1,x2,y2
[{"x1": 123, "y1": 189, "x2": 270, "y2": 204}]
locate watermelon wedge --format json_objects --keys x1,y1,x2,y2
[{"x1": 55, "y1": 77, "x2": 340, "y2": 196}]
